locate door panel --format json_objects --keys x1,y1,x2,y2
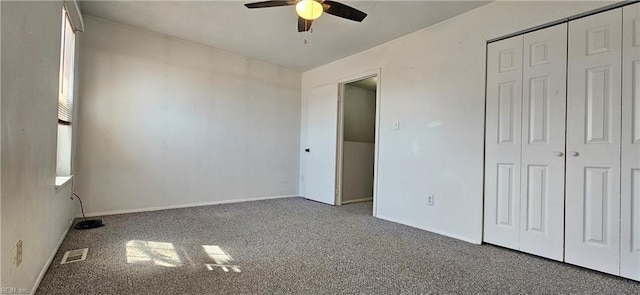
[
  {"x1": 303, "y1": 84, "x2": 339, "y2": 205},
  {"x1": 621, "y1": 2, "x2": 640, "y2": 281},
  {"x1": 583, "y1": 167, "x2": 611, "y2": 245},
  {"x1": 566, "y1": 8, "x2": 622, "y2": 275},
  {"x1": 585, "y1": 66, "x2": 612, "y2": 143},
  {"x1": 498, "y1": 82, "x2": 518, "y2": 144},
  {"x1": 525, "y1": 165, "x2": 547, "y2": 232},
  {"x1": 484, "y1": 36, "x2": 523, "y2": 250},
  {"x1": 497, "y1": 163, "x2": 516, "y2": 226},
  {"x1": 519, "y1": 23, "x2": 567, "y2": 261}
]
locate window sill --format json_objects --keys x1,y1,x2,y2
[{"x1": 55, "y1": 175, "x2": 73, "y2": 191}]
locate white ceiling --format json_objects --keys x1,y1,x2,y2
[{"x1": 79, "y1": 1, "x2": 491, "y2": 71}]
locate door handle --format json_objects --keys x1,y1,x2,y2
[
  {"x1": 304, "y1": 148, "x2": 310, "y2": 152},
  {"x1": 569, "y1": 151, "x2": 579, "y2": 157},
  {"x1": 554, "y1": 151, "x2": 564, "y2": 157}
]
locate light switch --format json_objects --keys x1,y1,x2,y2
[{"x1": 393, "y1": 121, "x2": 400, "y2": 130}]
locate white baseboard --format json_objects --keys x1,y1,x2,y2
[
  {"x1": 376, "y1": 214, "x2": 482, "y2": 245},
  {"x1": 80, "y1": 195, "x2": 300, "y2": 218},
  {"x1": 32, "y1": 218, "x2": 74, "y2": 293},
  {"x1": 341, "y1": 197, "x2": 373, "y2": 205}
]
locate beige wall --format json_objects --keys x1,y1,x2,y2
[
  {"x1": 342, "y1": 84, "x2": 376, "y2": 202},
  {"x1": 1, "y1": 1, "x2": 77, "y2": 291},
  {"x1": 75, "y1": 17, "x2": 302, "y2": 215},
  {"x1": 343, "y1": 85, "x2": 376, "y2": 143},
  {"x1": 342, "y1": 142, "x2": 374, "y2": 202}
]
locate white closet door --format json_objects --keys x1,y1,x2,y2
[
  {"x1": 621, "y1": 2, "x2": 640, "y2": 281},
  {"x1": 303, "y1": 84, "x2": 339, "y2": 205},
  {"x1": 566, "y1": 8, "x2": 622, "y2": 275},
  {"x1": 484, "y1": 36, "x2": 523, "y2": 250},
  {"x1": 519, "y1": 23, "x2": 567, "y2": 261}
]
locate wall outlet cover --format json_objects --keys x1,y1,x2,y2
[
  {"x1": 15, "y1": 240, "x2": 23, "y2": 267},
  {"x1": 427, "y1": 195, "x2": 435, "y2": 206}
]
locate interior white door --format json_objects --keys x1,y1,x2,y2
[
  {"x1": 566, "y1": 8, "x2": 622, "y2": 275},
  {"x1": 621, "y1": 2, "x2": 640, "y2": 281},
  {"x1": 519, "y1": 23, "x2": 567, "y2": 261},
  {"x1": 303, "y1": 84, "x2": 339, "y2": 205},
  {"x1": 484, "y1": 35, "x2": 523, "y2": 250}
]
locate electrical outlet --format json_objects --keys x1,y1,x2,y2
[
  {"x1": 427, "y1": 195, "x2": 435, "y2": 206},
  {"x1": 13, "y1": 240, "x2": 23, "y2": 267},
  {"x1": 11, "y1": 245, "x2": 16, "y2": 267}
]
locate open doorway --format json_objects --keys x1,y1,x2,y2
[{"x1": 336, "y1": 75, "x2": 378, "y2": 212}]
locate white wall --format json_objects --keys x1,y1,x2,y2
[
  {"x1": 1, "y1": 1, "x2": 77, "y2": 291},
  {"x1": 300, "y1": 1, "x2": 615, "y2": 244},
  {"x1": 76, "y1": 17, "x2": 301, "y2": 215}
]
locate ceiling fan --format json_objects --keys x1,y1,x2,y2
[{"x1": 244, "y1": 0, "x2": 367, "y2": 33}]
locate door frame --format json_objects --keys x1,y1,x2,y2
[{"x1": 335, "y1": 69, "x2": 382, "y2": 217}]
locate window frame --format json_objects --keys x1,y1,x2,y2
[{"x1": 56, "y1": 5, "x2": 77, "y2": 180}]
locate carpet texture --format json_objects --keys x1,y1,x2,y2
[{"x1": 37, "y1": 197, "x2": 639, "y2": 294}]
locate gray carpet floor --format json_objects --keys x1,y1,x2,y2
[{"x1": 37, "y1": 197, "x2": 639, "y2": 294}]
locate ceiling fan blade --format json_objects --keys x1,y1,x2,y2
[
  {"x1": 322, "y1": 0, "x2": 367, "y2": 22},
  {"x1": 298, "y1": 17, "x2": 313, "y2": 32},
  {"x1": 244, "y1": 1, "x2": 295, "y2": 9}
]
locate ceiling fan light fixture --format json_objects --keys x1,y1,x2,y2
[{"x1": 296, "y1": 0, "x2": 322, "y2": 20}]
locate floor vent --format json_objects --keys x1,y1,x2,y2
[{"x1": 61, "y1": 248, "x2": 88, "y2": 264}]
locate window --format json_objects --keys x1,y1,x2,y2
[{"x1": 57, "y1": 6, "x2": 76, "y2": 178}]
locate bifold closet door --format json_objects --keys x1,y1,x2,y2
[
  {"x1": 484, "y1": 24, "x2": 567, "y2": 257},
  {"x1": 484, "y1": 35, "x2": 523, "y2": 250},
  {"x1": 519, "y1": 23, "x2": 567, "y2": 261},
  {"x1": 566, "y1": 8, "x2": 622, "y2": 275},
  {"x1": 621, "y1": 2, "x2": 640, "y2": 281}
]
